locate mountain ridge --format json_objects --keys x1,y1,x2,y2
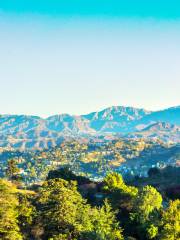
[
  {"x1": 0, "y1": 106, "x2": 179, "y2": 149},
  {"x1": 2, "y1": 105, "x2": 180, "y2": 119}
]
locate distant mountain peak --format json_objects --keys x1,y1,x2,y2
[
  {"x1": 0, "y1": 106, "x2": 179, "y2": 149},
  {"x1": 142, "y1": 122, "x2": 180, "y2": 131}
]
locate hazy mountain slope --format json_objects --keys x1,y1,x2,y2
[
  {"x1": 128, "y1": 122, "x2": 180, "y2": 143},
  {"x1": 0, "y1": 106, "x2": 179, "y2": 149},
  {"x1": 46, "y1": 114, "x2": 95, "y2": 134},
  {"x1": 82, "y1": 106, "x2": 151, "y2": 133},
  {"x1": 0, "y1": 115, "x2": 42, "y2": 134},
  {"x1": 138, "y1": 106, "x2": 180, "y2": 126}
]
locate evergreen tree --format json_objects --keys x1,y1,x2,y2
[
  {"x1": 131, "y1": 185, "x2": 163, "y2": 239},
  {"x1": 159, "y1": 199, "x2": 180, "y2": 240},
  {"x1": 37, "y1": 178, "x2": 124, "y2": 239},
  {"x1": 6, "y1": 159, "x2": 20, "y2": 180},
  {"x1": 0, "y1": 179, "x2": 22, "y2": 239}
]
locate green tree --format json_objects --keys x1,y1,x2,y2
[
  {"x1": 132, "y1": 186, "x2": 162, "y2": 223},
  {"x1": 91, "y1": 200, "x2": 124, "y2": 240},
  {"x1": 146, "y1": 224, "x2": 158, "y2": 239},
  {"x1": 18, "y1": 193, "x2": 36, "y2": 239},
  {"x1": 29, "y1": 166, "x2": 37, "y2": 181},
  {"x1": 6, "y1": 159, "x2": 20, "y2": 180},
  {"x1": 131, "y1": 186, "x2": 162, "y2": 239},
  {"x1": 37, "y1": 178, "x2": 124, "y2": 240},
  {"x1": 0, "y1": 179, "x2": 22, "y2": 240},
  {"x1": 103, "y1": 172, "x2": 138, "y2": 212},
  {"x1": 104, "y1": 172, "x2": 125, "y2": 191},
  {"x1": 159, "y1": 199, "x2": 180, "y2": 240},
  {"x1": 104, "y1": 172, "x2": 138, "y2": 197},
  {"x1": 37, "y1": 178, "x2": 88, "y2": 238}
]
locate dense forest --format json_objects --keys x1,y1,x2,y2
[{"x1": 0, "y1": 165, "x2": 179, "y2": 240}]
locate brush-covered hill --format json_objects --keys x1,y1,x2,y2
[
  {"x1": 128, "y1": 122, "x2": 180, "y2": 143},
  {"x1": 0, "y1": 106, "x2": 179, "y2": 150}
]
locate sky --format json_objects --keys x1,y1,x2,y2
[{"x1": 0, "y1": 1, "x2": 180, "y2": 117}]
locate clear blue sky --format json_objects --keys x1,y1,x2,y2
[{"x1": 0, "y1": 1, "x2": 180, "y2": 117}]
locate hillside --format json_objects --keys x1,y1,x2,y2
[
  {"x1": 0, "y1": 139, "x2": 179, "y2": 182},
  {"x1": 128, "y1": 122, "x2": 180, "y2": 143},
  {"x1": 0, "y1": 106, "x2": 179, "y2": 150}
]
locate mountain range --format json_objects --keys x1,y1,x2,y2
[{"x1": 0, "y1": 106, "x2": 179, "y2": 150}]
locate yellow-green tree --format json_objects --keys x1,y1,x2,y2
[
  {"x1": 104, "y1": 172, "x2": 125, "y2": 190},
  {"x1": 37, "y1": 178, "x2": 124, "y2": 239},
  {"x1": 132, "y1": 186, "x2": 162, "y2": 223},
  {"x1": 90, "y1": 200, "x2": 124, "y2": 240},
  {"x1": 159, "y1": 199, "x2": 180, "y2": 240},
  {"x1": 104, "y1": 172, "x2": 138, "y2": 198},
  {"x1": 0, "y1": 179, "x2": 22, "y2": 240},
  {"x1": 18, "y1": 193, "x2": 36, "y2": 239},
  {"x1": 6, "y1": 159, "x2": 20, "y2": 180},
  {"x1": 131, "y1": 185, "x2": 163, "y2": 239}
]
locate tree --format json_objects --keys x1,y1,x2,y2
[
  {"x1": 146, "y1": 224, "x2": 158, "y2": 239},
  {"x1": 132, "y1": 186, "x2": 162, "y2": 223},
  {"x1": 0, "y1": 179, "x2": 22, "y2": 239},
  {"x1": 18, "y1": 193, "x2": 36, "y2": 239},
  {"x1": 131, "y1": 186, "x2": 163, "y2": 239},
  {"x1": 37, "y1": 178, "x2": 124, "y2": 239},
  {"x1": 6, "y1": 159, "x2": 20, "y2": 180},
  {"x1": 91, "y1": 200, "x2": 124, "y2": 240},
  {"x1": 159, "y1": 199, "x2": 180, "y2": 240},
  {"x1": 104, "y1": 172, "x2": 125, "y2": 191},
  {"x1": 47, "y1": 167, "x2": 91, "y2": 185},
  {"x1": 37, "y1": 178, "x2": 89, "y2": 238},
  {"x1": 103, "y1": 172, "x2": 138, "y2": 204},
  {"x1": 29, "y1": 166, "x2": 37, "y2": 180}
]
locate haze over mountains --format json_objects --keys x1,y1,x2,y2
[{"x1": 0, "y1": 106, "x2": 179, "y2": 150}]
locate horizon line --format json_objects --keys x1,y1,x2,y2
[{"x1": 1, "y1": 104, "x2": 179, "y2": 119}]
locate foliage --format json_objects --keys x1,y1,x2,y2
[
  {"x1": 0, "y1": 167, "x2": 179, "y2": 240},
  {"x1": 104, "y1": 172, "x2": 138, "y2": 198},
  {"x1": 36, "y1": 179, "x2": 85, "y2": 238},
  {"x1": 36, "y1": 178, "x2": 123, "y2": 239},
  {"x1": 0, "y1": 179, "x2": 22, "y2": 240},
  {"x1": 6, "y1": 159, "x2": 20, "y2": 180},
  {"x1": 18, "y1": 193, "x2": 36, "y2": 239},
  {"x1": 104, "y1": 172, "x2": 125, "y2": 191},
  {"x1": 47, "y1": 166, "x2": 91, "y2": 185},
  {"x1": 130, "y1": 186, "x2": 163, "y2": 239},
  {"x1": 146, "y1": 224, "x2": 158, "y2": 239},
  {"x1": 159, "y1": 199, "x2": 180, "y2": 240},
  {"x1": 1, "y1": 138, "x2": 178, "y2": 185},
  {"x1": 132, "y1": 186, "x2": 162, "y2": 222},
  {"x1": 90, "y1": 200, "x2": 123, "y2": 240}
]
